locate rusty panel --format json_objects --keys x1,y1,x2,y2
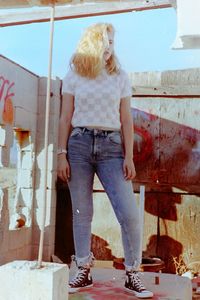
[
  {"x1": 132, "y1": 98, "x2": 160, "y2": 187},
  {"x1": 143, "y1": 193, "x2": 200, "y2": 274},
  {"x1": 132, "y1": 96, "x2": 200, "y2": 194},
  {"x1": 159, "y1": 98, "x2": 200, "y2": 191}
]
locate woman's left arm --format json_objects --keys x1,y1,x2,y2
[{"x1": 120, "y1": 97, "x2": 136, "y2": 180}]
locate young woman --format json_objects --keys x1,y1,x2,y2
[{"x1": 57, "y1": 23, "x2": 153, "y2": 299}]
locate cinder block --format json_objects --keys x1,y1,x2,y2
[
  {"x1": 8, "y1": 227, "x2": 31, "y2": 250},
  {"x1": 33, "y1": 205, "x2": 56, "y2": 228},
  {"x1": 37, "y1": 95, "x2": 60, "y2": 115},
  {"x1": 51, "y1": 77, "x2": 62, "y2": 97},
  {"x1": 38, "y1": 77, "x2": 61, "y2": 97},
  {"x1": 0, "y1": 260, "x2": 68, "y2": 300},
  {"x1": 32, "y1": 225, "x2": 55, "y2": 248},
  {"x1": 14, "y1": 130, "x2": 36, "y2": 152},
  {"x1": 34, "y1": 169, "x2": 57, "y2": 190},
  {"x1": 20, "y1": 188, "x2": 33, "y2": 208},
  {"x1": 21, "y1": 150, "x2": 34, "y2": 169},
  {"x1": 0, "y1": 146, "x2": 10, "y2": 167},
  {"x1": 31, "y1": 245, "x2": 55, "y2": 262},
  {"x1": 0, "y1": 126, "x2": 6, "y2": 146},
  {"x1": 14, "y1": 107, "x2": 37, "y2": 132},
  {"x1": 36, "y1": 150, "x2": 54, "y2": 171},
  {"x1": 18, "y1": 169, "x2": 33, "y2": 188},
  {"x1": 34, "y1": 188, "x2": 56, "y2": 209},
  {"x1": 38, "y1": 77, "x2": 48, "y2": 96}
]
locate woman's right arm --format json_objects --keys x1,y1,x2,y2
[{"x1": 57, "y1": 93, "x2": 74, "y2": 182}]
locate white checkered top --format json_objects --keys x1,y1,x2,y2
[{"x1": 62, "y1": 68, "x2": 132, "y2": 130}]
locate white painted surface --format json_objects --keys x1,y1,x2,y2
[
  {"x1": 0, "y1": 260, "x2": 69, "y2": 300},
  {"x1": 172, "y1": 0, "x2": 200, "y2": 49}
]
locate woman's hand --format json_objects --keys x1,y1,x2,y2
[
  {"x1": 57, "y1": 154, "x2": 70, "y2": 182},
  {"x1": 123, "y1": 157, "x2": 136, "y2": 180}
]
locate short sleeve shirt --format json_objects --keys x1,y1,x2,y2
[{"x1": 62, "y1": 68, "x2": 132, "y2": 130}]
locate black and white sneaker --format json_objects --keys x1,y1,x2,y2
[
  {"x1": 69, "y1": 267, "x2": 93, "y2": 293},
  {"x1": 124, "y1": 271, "x2": 153, "y2": 298}
]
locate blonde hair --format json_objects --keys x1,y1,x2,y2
[{"x1": 70, "y1": 23, "x2": 120, "y2": 79}]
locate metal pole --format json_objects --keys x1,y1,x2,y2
[
  {"x1": 139, "y1": 185, "x2": 145, "y2": 262},
  {"x1": 37, "y1": 5, "x2": 55, "y2": 268}
]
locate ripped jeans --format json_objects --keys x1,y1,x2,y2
[{"x1": 67, "y1": 127, "x2": 141, "y2": 271}]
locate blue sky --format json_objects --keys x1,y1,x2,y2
[{"x1": 0, "y1": 7, "x2": 200, "y2": 78}]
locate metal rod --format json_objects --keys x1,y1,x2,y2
[
  {"x1": 139, "y1": 185, "x2": 145, "y2": 262},
  {"x1": 37, "y1": 5, "x2": 55, "y2": 268}
]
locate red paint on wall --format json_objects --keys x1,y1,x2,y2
[
  {"x1": 0, "y1": 76, "x2": 15, "y2": 124},
  {"x1": 134, "y1": 125, "x2": 153, "y2": 163}
]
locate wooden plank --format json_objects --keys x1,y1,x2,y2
[
  {"x1": 158, "y1": 194, "x2": 200, "y2": 274},
  {"x1": 132, "y1": 86, "x2": 200, "y2": 97},
  {"x1": 0, "y1": 1, "x2": 172, "y2": 27}
]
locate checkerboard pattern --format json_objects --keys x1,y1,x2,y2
[{"x1": 62, "y1": 68, "x2": 132, "y2": 130}]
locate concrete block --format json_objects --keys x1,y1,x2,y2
[
  {"x1": 31, "y1": 244, "x2": 55, "y2": 262},
  {"x1": 38, "y1": 77, "x2": 61, "y2": 97},
  {"x1": 14, "y1": 107, "x2": 37, "y2": 132},
  {"x1": 0, "y1": 126, "x2": 6, "y2": 146},
  {"x1": 162, "y1": 68, "x2": 200, "y2": 86},
  {"x1": 18, "y1": 169, "x2": 33, "y2": 188},
  {"x1": 14, "y1": 130, "x2": 36, "y2": 152},
  {"x1": 34, "y1": 169, "x2": 57, "y2": 190},
  {"x1": 16, "y1": 245, "x2": 32, "y2": 261},
  {"x1": 129, "y1": 71, "x2": 162, "y2": 87},
  {"x1": 20, "y1": 188, "x2": 33, "y2": 208},
  {"x1": 8, "y1": 227, "x2": 31, "y2": 250},
  {"x1": 53, "y1": 95, "x2": 61, "y2": 117},
  {"x1": 33, "y1": 205, "x2": 56, "y2": 228},
  {"x1": 36, "y1": 150, "x2": 54, "y2": 171},
  {"x1": 34, "y1": 188, "x2": 56, "y2": 209},
  {"x1": 0, "y1": 124, "x2": 14, "y2": 148},
  {"x1": 36, "y1": 113, "x2": 57, "y2": 136},
  {"x1": 51, "y1": 77, "x2": 62, "y2": 97},
  {"x1": 38, "y1": 77, "x2": 48, "y2": 96},
  {"x1": 32, "y1": 225, "x2": 55, "y2": 247},
  {"x1": 21, "y1": 150, "x2": 34, "y2": 169},
  {"x1": 35, "y1": 136, "x2": 55, "y2": 153},
  {"x1": 0, "y1": 260, "x2": 68, "y2": 300},
  {"x1": 0, "y1": 230, "x2": 9, "y2": 253},
  {"x1": 37, "y1": 95, "x2": 60, "y2": 115},
  {"x1": 0, "y1": 146, "x2": 10, "y2": 167}
]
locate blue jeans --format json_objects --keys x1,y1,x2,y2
[{"x1": 67, "y1": 127, "x2": 141, "y2": 271}]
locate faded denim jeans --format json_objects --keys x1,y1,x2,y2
[{"x1": 67, "y1": 127, "x2": 141, "y2": 271}]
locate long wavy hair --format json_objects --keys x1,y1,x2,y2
[{"x1": 70, "y1": 23, "x2": 120, "y2": 79}]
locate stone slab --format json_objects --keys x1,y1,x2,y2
[
  {"x1": 69, "y1": 265, "x2": 192, "y2": 300},
  {"x1": 0, "y1": 260, "x2": 68, "y2": 300}
]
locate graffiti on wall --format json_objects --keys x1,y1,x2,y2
[
  {"x1": 0, "y1": 76, "x2": 14, "y2": 124},
  {"x1": 131, "y1": 107, "x2": 200, "y2": 192}
]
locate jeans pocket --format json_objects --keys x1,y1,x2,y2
[
  {"x1": 70, "y1": 127, "x2": 83, "y2": 138},
  {"x1": 107, "y1": 132, "x2": 122, "y2": 145}
]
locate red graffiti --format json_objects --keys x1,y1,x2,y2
[
  {"x1": 0, "y1": 76, "x2": 15, "y2": 124},
  {"x1": 134, "y1": 125, "x2": 153, "y2": 163}
]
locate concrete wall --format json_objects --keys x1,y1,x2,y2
[
  {"x1": 32, "y1": 77, "x2": 61, "y2": 261},
  {"x1": 0, "y1": 54, "x2": 200, "y2": 274},
  {"x1": 0, "y1": 55, "x2": 39, "y2": 263},
  {"x1": 92, "y1": 68, "x2": 200, "y2": 273},
  {"x1": 0, "y1": 55, "x2": 61, "y2": 264}
]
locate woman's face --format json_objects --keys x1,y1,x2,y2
[{"x1": 103, "y1": 30, "x2": 114, "y2": 62}]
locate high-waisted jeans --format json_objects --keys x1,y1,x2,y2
[{"x1": 67, "y1": 127, "x2": 141, "y2": 271}]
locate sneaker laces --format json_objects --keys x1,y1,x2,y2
[
  {"x1": 128, "y1": 271, "x2": 146, "y2": 292},
  {"x1": 70, "y1": 267, "x2": 88, "y2": 286}
]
